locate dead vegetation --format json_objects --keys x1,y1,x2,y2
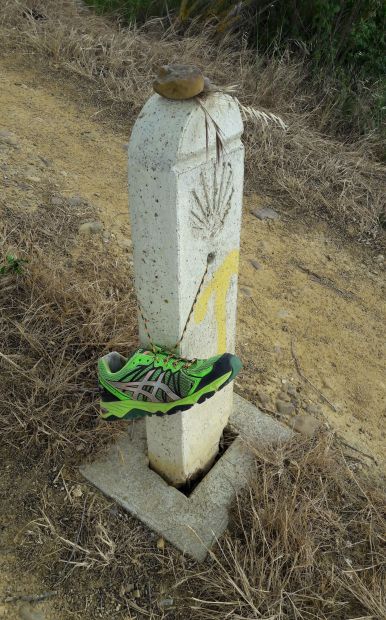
[
  {"x1": 1, "y1": 201, "x2": 385, "y2": 619},
  {"x1": 0, "y1": 0, "x2": 385, "y2": 245}
]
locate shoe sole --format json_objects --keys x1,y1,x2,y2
[{"x1": 99, "y1": 355, "x2": 242, "y2": 421}]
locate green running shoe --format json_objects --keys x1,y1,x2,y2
[{"x1": 98, "y1": 346, "x2": 242, "y2": 421}]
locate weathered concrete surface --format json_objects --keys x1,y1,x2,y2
[
  {"x1": 128, "y1": 92, "x2": 244, "y2": 485},
  {"x1": 80, "y1": 394, "x2": 293, "y2": 562}
]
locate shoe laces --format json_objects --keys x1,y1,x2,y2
[{"x1": 152, "y1": 348, "x2": 196, "y2": 369}]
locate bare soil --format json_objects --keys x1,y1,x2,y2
[{"x1": 0, "y1": 53, "x2": 385, "y2": 619}]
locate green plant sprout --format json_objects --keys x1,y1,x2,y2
[{"x1": 0, "y1": 254, "x2": 28, "y2": 276}]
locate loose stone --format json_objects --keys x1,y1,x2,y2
[
  {"x1": 68, "y1": 195, "x2": 85, "y2": 207},
  {"x1": 250, "y1": 207, "x2": 280, "y2": 220},
  {"x1": 79, "y1": 221, "x2": 103, "y2": 234},
  {"x1": 250, "y1": 259, "x2": 261, "y2": 270},
  {"x1": 276, "y1": 400, "x2": 295, "y2": 416},
  {"x1": 257, "y1": 390, "x2": 271, "y2": 407},
  {"x1": 19, "y1": 607, "x2": 46, "y2": 620},
  {"x1": 290, "y1": 414, "x2": 322, "y2": 437}
]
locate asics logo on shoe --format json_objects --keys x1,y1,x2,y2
[{"x1": 109, "y1": 370, "x2": 180, "y2": 403}]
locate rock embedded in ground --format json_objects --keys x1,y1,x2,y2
[
  {"x1": 306, "y1": 403, "x2": 322, "y2": 416},
  {"x1": 78, "y1": 221, "x2": 103, "y2": 234},
  {"x1": 290, "y1": 414, "x2": 322, "y2": 437},
  {"x1": 375, "y1": 254, "x2": 384, "y2": 264},
  {"x1": 250, "y1": 259, "x2": 262, "y2": 270},
  {"x1": 277, "y1": 390, "x2": 291, "y2": 402},
  {"x1": 19, "y1": 607, "x2": 46, "y2": 620},
  {"x1": 0, "y1": 129, "x2": 18, "y2": 147},
  {"x1": 120, "y1": 238, "x2": 132, "y2": 252},
  {"x1": 68, "y1": 195, "x2": 85, "y2": 207},
  {"x1": 287, "y1": 384, "x2": 298, "y2": 397},
  {"x1": 250, "y1": 207, "x2": 280, "y2": 221},
  {"x1": 50, "y1": 196, "x2": 63, "y2": 206},
  {"x1": 276, "y1": 400, "x2": 295, "y2": 416},
  {"x1": 257, "y1": 390, "x2": 271, "y2": 408}
]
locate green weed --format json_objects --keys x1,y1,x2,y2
[{"x1": 0, "y1": 254, "x2": 28, "y2": 275}]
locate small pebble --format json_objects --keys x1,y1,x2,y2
[
  {"x1": 250, "y1": 259, "x2": 261, "y2": 270},
  {"x1": 251, "y1": 207, "x2": 280, "y2": 221},
  {"x1": 276, "y1": 400, "x2": 295, "y2": 416},
  {"x1": 306, "y1": 404, "x2": 322, "y2": 416},
  {"x1": 68, "y1": 195, "x2": 84, "y2": 207},
  {"x1": 157, "y1": 537, "x2": 165, "y2": 550},
  {"x1": 277, "y1": 391, "x2": 290, "y2": 402},
  {"x1": 120, "y1": 239, "x2": 132, "y2": 251},
  {"x1": 375, "y1": 254, "x2": 384, "y2": 263},
  {"x1": 50, "y1": 196, "x2": 63, "y2": 206},
  {"x1": 257, "y1": 390, "x2": 271, "y2": 407},
  {"x1": 19, "y1": 607, "x2": 46, "y2": 620},
  {"x1": 133, "y1": 589, "x2": 141, "y2": 599},
  {"x1": 0, "y1": 130, "x2": 18, "y2": 147},
  {"x1": 240, "y1": 286, "x2": 252, "y2": 297},
  {"x1": 25, "y1": 176, "x2": 41, "y2": 183},
  {"x1": 78, "y1": 221, "x2": 103, "y2": 234},
  {"x1": 290, "y1": 414, "x2": 322, "y2": 437},
  {"x1": 287, "y1": 384, "x2": 298, "y2": 397}
]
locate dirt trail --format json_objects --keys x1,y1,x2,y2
[{"x1": 0, "y1": 54, "x2": 385, "y2": 618}]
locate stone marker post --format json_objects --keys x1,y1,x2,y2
[{"x1": 128, "y1": 92, "x2": 244, "y2": 486}]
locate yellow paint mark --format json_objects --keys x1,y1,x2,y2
[{"x1": 194, "y1": 249, "x2": 239, "y2": 353}]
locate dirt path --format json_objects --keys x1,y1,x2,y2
[{"x1": 1, "y1": 54, "x2": 385, "y2": 618}]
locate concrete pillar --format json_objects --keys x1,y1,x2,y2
[{"x1": 128, "y1": 92, "x2": 244, "y2": 486}]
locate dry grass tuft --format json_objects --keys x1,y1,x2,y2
[
  {"x1": 187, "y1": 435, "x2": 386, "y2": 619},
  {"x1": 0, "y1": 0, "x2": 385, "y2": 244},
  {"x1": 0, "y1": 200, "x2": 137, "y2": 463}
]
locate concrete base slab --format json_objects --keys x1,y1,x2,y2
[{"x1": 80, "y1": 394, "x2": 293, "y2": 561}]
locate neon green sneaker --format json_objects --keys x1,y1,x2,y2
[{"x1": 98, "y1": 346, "x2": 242, "y2": 421}]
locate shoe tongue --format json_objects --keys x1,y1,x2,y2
[{"x1": 136, "y1": 347, "x2": 155, "y2": 356}]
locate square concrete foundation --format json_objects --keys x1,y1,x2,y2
[{"x1": 80, "y1": 394, "x2": 292, "y2": 561}]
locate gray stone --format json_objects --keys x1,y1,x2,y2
[
  {"x1": 250, "y1": 259, "x2": 261, "y2": 270},
  {"x1": 257, "y1": 390, "x2": 271, "y2": 408},
  {"x1": 287, "y1": 384, "x2": 298, "y2": 398},
  {"x1": 0, "y1": 130, "x2": 18, "y2": 147},
  {"x1": 80, "y1": 394, "x2": 292, "y2": 562},
  {"x1": 78, "y1": 221, "x2": 103, "y2": 234},
  {"x1": 375, "y1": 254, "x2": 384, "y2": 264},
  {"x1": 19, "y1": 607, "x2": 45, "y2": 620},
  {"x1": 306, "y1": 404, "x2": 322, "y2": 416},
  {"x1": 251, "y1": 207, "x2": 280, "y2": 221},
  {"x1": 68, "y1": 195, "x2": 85, "y2": 207},
  {"x1": 276, "y1": 400, "x2": 295, "y2": 416},
  {"x1": 120, "y1": 238, "x2": 132, "y2": 251},
  {"x1": 50, "y1": 196, "x2": 63, "y2": 206},
  {"x1": 290, "y1": 414, "x2": 322, "y2": 437},
  {"x1": 277, "y1": 391, "x2": 290, "y2": 402}
]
